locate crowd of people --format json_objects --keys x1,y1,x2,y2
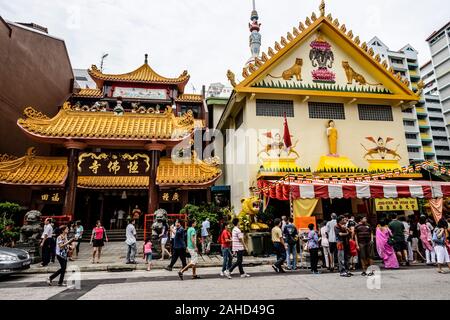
[
  {"x1": 41, "y1": 211, "x2": 450, "y2": 286},
  {"x1": 267, "y1": 212, "x2": 450, "y2": 277}
]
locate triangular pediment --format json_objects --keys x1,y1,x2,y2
[{"x1": 234, "y1": 15, "x2": 418, "y2": 102}]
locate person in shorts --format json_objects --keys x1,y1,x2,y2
[
  {"x1": 355, "y1": 216, "x2": 375, "y2": 276},
  {"x1": 388, "y1": 213, "x2": 409, "y2": 266},
  {"x1": 90, "y1": 220, "x2": 108, "y2": 264},
  {"x1": 178, "y1": 220, "x2": 200, "y2": 280},
  {"x1": 143, "y1": 238, "x2": 153, "y2": 271}
]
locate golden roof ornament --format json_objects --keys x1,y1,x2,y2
[
  {"x1": 227, "y1": 70, "x2": 237, "y2": 87},
  {"x1": 319, "y1": 0, "x2": 326, "y2": 17}
]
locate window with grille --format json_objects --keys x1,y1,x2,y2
[
  {"x1": 404, "y1": 120, "x2": 415, "y2": 126},
  {"x1": 405, "y1": 133, "x2": 417, "y2": 139},
  {"x1": 408, "y1": 147, "x2": 420, "y2": 153},
  {"x1": 308, "y1": 102, "x2": 345, "y2": 120},
  {"x1": 436, "y1": 146, "x2": 450, "y2": 151},
  {"x1": 358, "y1": 105, "x2": 393, "y2": 121},
  {"x1": 256, "y1": 99, "x2": 294, "y2": 117}
]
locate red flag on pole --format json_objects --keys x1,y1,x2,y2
[{"x1": 283, "y1": 114, "x2": 292, "y2": 148}]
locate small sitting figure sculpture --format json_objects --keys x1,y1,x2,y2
[
  {"x1": 238, "y1": 197, "x2": 269, "y2": 232},
  {"x1": 114, "y1": 97, "x2": 125, "y2": 115}
]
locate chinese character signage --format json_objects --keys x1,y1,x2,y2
[
  {"x1": 39, "y1": 191, "x2": 64, "y2": 204},
  {"x1": 375, "y1": 198, "x2": 418, "y2": 212},
  {"x1": 160, "y1": 191, "x2": 181, "y2": 203},
  {"x1": 78, "y1": 152, "x2": 150, "y2": 176}
]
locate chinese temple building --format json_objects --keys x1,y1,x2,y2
[
  {"x1": 0, "y1": 56, "x2": 221, "y2": 225},
  {"x1": 219, "y1": 0, "x2": 450, "y2": 225}
]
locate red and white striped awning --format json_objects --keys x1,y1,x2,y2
[{"x1": 259, "y1": 180, "x2": 450, "y2": 200}]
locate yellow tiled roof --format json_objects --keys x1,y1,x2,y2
[
  {"x1": 78, "y1": 176, "x2": 149, "y2": 189},
  {"x1": 18, "y1": 104, "x2": 196, "y2": 141},
  {"x1": 77, "y1": 157, "x2": 221, "y2": 189},
  {"x1": 72, "y1": 88, "x2": 103, "y2": 98},
  {"x1": 157, "y1": 157, "x2": 221, "y2": 185},
  {"x1": 0, "y1": 149, "x2": 67, "y2": 186},
  {"x1": 88, "y1": 63, "x2": 190, "y2": 86},
  {"x1": 175, "y1": 94, "x2": 203, "y2": 103},
  {"x1": 0, "y1": 151, "x2": 221, "y2": 188}
]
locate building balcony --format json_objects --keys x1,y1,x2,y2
[
  {"x1": 435, "y1": 149, "x2": 450, "y2": 157},
  {"x1": 428, "y1": 110, "x2": 444, "y2": 118},
  {"x1": 419, "y1": 121, "x2": 430, "y2": 129},
  {"x1": 433, "y1": 139, "x2": 450, "y2": 147},
  {"x1": 432, "y1": 130, "x2": 448, "y2": 137},
  {"x1": 423, "y1": 146, "x2": 435, "y2": 155},
  {"x1": 420, "y1": 134, "x2": 433, "y2": 141},
  {"x1": 415, "y1": 107, "x2": 427, "y2": 115},
  {"x1": 410, "y1": 75, "x2": 421, "y2": 82},
  {"x1": 430, "y1": 119, "x2": 445, "y2": 127},
  {"x1": 391, "y1": 62, "x2": 407, "y2": 70},
  {"x1": 408, "y1": 62, "x2": 419, "y2": 69}
]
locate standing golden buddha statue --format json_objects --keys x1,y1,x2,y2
[{"x1": 327, "y1": 120, "x2": 338, "y2": 156}]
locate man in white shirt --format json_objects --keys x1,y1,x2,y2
[
  {"x1": 40, "y1": 218, "x2": 53, "y2": 267},
  {"x1": 125, "y1": 219, "x2": 137, "y2": 264},
  {"x1": 201, "y1": 219, "x2": 211, "y2": 255},
  {"x1": 326, "y1": 213, "x2": 338, "y2": 271},
  {"x1": 117, "y1": 209, "x2": 125, "y2": 229}
]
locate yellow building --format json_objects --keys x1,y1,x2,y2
[{"x1": 218, "y1": 1, "x2": 422, "y2": 214}]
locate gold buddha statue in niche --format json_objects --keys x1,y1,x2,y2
[{"x1": 327, "y1": 120, "x2": 338, "y2": 157}]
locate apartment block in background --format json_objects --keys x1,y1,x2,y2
[
  {"x1": 426, "y1": 22, "x2": 450, "y2": 139},
  {"x1": 421, "y1": 61, "x2": 450, "y2": 164},
  {"x1": 369, "y1": 37, "x2": 436, "y2": 163}
]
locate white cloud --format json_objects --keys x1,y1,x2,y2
[{"x1": 1, "y1": 0, "x2": 449, "y2": 93}]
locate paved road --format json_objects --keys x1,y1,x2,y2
[{"x1": 1, "y1": 265, "x2": 449, "y2": 300}]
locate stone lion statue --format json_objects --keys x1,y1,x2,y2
[
  {"x1": 19, "y1": 210, "x2": 43, "y2": 244},
  {"x1": 237, "y1": 197, "x2": 269, "y2": 232},
  {"x1": 151, "y1": 209, "x2": 168, "y2": 240}
]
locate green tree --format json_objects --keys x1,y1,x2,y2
[{"x1": 0, "y1": 202, "x2": 21, "y2": 247}]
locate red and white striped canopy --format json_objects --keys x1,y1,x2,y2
[{"x1": 259, "y1": 180, "x2": 450, "y2": 200}]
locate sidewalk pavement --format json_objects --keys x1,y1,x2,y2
[
  {"x1": 24, "y1": 242, "x2": 428, "y2": 274},
  {"x1": 23, "y1": 242, "x2": 277, "y2": 274}
]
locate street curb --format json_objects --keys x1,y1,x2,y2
[{"x1": 21, "y1": 260, "x2": 273, "y2": 274}]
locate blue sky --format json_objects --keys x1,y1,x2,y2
[{"x1": 1, "y1": 0, "x2": 449, "y2": 93}]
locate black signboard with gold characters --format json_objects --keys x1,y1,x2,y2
[
  {"x1": 38, "y1": 190, "x2": 64, "y2": 204},
  {"x1": 77, "y1": 152, "x2": 150, "y2": 176},
  {"x1": 160, "y1": 191, "x2": 181, "y2": 203}
]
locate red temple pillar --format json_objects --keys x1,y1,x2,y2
[
  {"x1": 145, "y1": 142, "x2": 166, "y2": 215},
  {"x1": 63, "y1": 141, "x2": 86, "y2": 219}
]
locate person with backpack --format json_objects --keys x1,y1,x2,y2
[
  {"x1": 433, "y1": 219, "x2": 450, "y2": 274},
  {"x1": 90, "y1": 220, "x2": 108, "y2": 264},
  {"x1": 283, "y1": 217, "x2": 298, "y2": 271}
]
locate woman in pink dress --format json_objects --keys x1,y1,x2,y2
[
  {"x1": 376, "y1": 220, "x2": 399, "y2": 269},
  {"x1": 419, "y1": 215, "x2": 436, "y2": 265}
]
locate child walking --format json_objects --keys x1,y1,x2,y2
[
  {"x1": 143, "y1": 239, "x2": 153, "y2": 271},
  {"x1": 349, "y1": 233, "x2": 358, "y2": 271}
]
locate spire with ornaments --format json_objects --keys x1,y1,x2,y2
[{"x1": 247, "y1": 0, "x2": 262, "y2": 65}]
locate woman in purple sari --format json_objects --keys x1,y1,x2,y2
[{"x1": 376, "y1": 219, "x2": 399, "y2": 269}]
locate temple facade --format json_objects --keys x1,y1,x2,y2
[
  {"x1": 218, "y1": 1, "x2": 437, "y2": 221},
  {"x1": 0, "y1": 56, "x2": 221, "y2": 226}
]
